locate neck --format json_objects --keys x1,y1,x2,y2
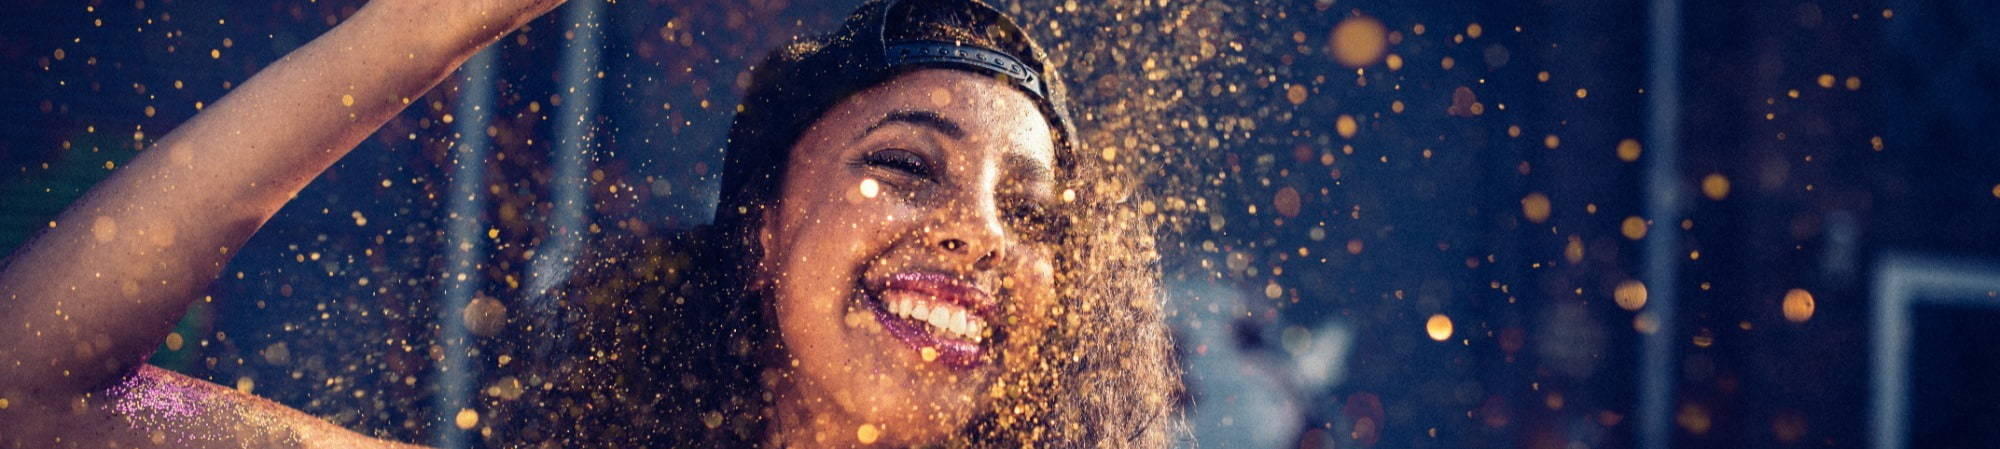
[{"x1": 766, "y1": 372, "x2": 866, "y2": 448}]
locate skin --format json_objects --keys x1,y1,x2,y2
[
  {"x1": 0, "y1": 1, "x2": 1064, "y2": 448},
  {"x1": 0, "y1": 0, "x2": 562, "y2": 447},
  {"x1": 758, "y1": 69, "x2": 1063, "y2": 448}
]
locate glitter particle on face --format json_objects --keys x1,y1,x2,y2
[
  {"x1": 91, "y1": 216, "x2": 118, "y2": 243},
  {"x1": 859, "y1": 178, "x2": 880, "y2": 199},
  {"x1": 341, "y1": 94, "x2": 354, "y2": 107},
  {"x1": 928, "y1": 87, "x2": 953, "y2": 107},
  {"x1": 857, "y1": 423, "x2": 882, "y2": 444},
  {"x1": 920, "y1": 347, "x2": 939, "y2": 362}
]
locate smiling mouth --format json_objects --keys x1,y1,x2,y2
[{"x1": 862, "y1": 272, "x2": 995, "y2": 369}]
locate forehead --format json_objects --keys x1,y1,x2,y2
[{"x1": 829, "y1": 69, "x2": 1059, "y2": 171}]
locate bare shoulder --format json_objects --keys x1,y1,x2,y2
[{"x1": 0, "y1": 365, "x2": 421, "y2": 449}]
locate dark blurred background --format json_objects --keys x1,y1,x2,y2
[{"x1": 3, "y1": 0, "x2": 1997, "y2": 448}]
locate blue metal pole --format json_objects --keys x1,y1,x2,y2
[
  {"x1": 435, "y1": 46, "x2": 498, "y2": 449},
  {"x1": 1639, "y1": 0, "x2": 1683, "y2": 447},
  {"x1": 525, "y1": 0, "x2": 604, "y2": 301}
]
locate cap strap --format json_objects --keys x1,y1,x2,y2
[{"x1": 885, "y1": 41, "x2": 1048, "y2": 99}]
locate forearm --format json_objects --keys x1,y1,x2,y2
[{"x1": 0, "y1": 2, "x2": 499, "y2": 402}]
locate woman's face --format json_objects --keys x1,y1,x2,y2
[{"x1": 758, "y1": 69, "x2": 1063, "y2": 445}]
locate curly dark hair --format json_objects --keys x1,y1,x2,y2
[{"x1": 527, "y1": 1, "x2": 1183, "y2": 447}]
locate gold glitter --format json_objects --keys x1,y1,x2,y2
[
  {"x1": 1615, "y1": 280, "x2": 1648, "y2": 311},
  {"x1": 1617, "y1": 138, "x2": 1642, "y2": 162},
  {"x1": 1621, "y1": 216, "x2": 1649, "y2": 240},
  {"x1": 1520, "y1": 193, "x2": 1551, "y2": 223},
  {"x1": 1425, "y1": 314, "x2": 1453, "y2": 341},
  {"x1": 857, "y1": 423, "x2": 883, "y2": 444},
  {"x1": 859, "y1": 178, "x2": 881, "y2": 199},
  {"x1": 90, "y1": 216, "x2": 117, "y2": 243},
  {"x1": 1701, "y1": 173, "x2": 1730, "y2": 200},
  {"x1": 1330, "y1": 16, "x2": 1388, "y2": 67},
  {"x1": 1782, "y1": 289, "x2": 1816, "y2": 323}
]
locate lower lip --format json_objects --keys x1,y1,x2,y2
[{"x1": 867, "y1": 291, "x2": 984, "y2": 369}]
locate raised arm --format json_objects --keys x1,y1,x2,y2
[{"x1": 0, "y1": 0, "x2": 562, "y2": 446}]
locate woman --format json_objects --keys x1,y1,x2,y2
[{"x1": 0, "y1": 0, "x2": 1178, "y2": 447}]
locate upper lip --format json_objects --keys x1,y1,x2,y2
[{"x1": 875, "y1": 271, "x2": 997, "y2": 318}]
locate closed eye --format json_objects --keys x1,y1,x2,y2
[{"x1": 857, "y1": 148, "x2": 933, "y2": 179}]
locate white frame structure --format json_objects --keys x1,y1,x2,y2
[{"x1": 1870, "y1": 251, "x2": 2000, "y2": 449}]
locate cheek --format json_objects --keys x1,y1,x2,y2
[
  {"x1": 766, "y1": 182, "x2": 919, "y2": 319},
  {"x1": 774, "y1": 179, "x2": 904, "y2": 259},
  {"x1": 1004, "y1": 254, "x2": 1060, "y2": 320}
]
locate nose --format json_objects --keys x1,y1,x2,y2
[{"x1": 929, "y1": 194, "x2": 1006, "y2": 271}]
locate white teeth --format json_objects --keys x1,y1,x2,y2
[
  {"x1": 880, "y1": 291, "x2": 986, "y2": 342},
  {"x1": 950, "y1": 308, "x2": 968, "y2": 337},
  {"x1": 925, "y1": 306, "x2": 950, "y2": 332}
]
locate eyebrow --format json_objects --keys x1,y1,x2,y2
[{"x1": 859, "y1": 109, "x2": 967, "y2": 141}]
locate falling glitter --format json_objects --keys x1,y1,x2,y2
[
  {"x1": 1329, "y1": 16, "x2": 1388, "y2": 68},
  {"x1": 1615, "y1": 280, "x2": 1648, "y2": 311},
  {"x1": 857, "y1": 423, "x2": 883, "y2": 444},
  {"x1": 1782, "y1": 289, "x2": 1816, "y2": 323},
  {"x1": 859, "y1": 178, "x2": 881, "y2": 199},
  {"x1": 1426, "y1": 314, "x2": 1454, "y2": 342}
]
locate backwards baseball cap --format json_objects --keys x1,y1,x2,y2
[
  {"x1": 717, "y1": 0, "x2": 1077, "y2": 224},
  {"x1": 866, "y1": 0, "x2": 1077, "y2": 149}
]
